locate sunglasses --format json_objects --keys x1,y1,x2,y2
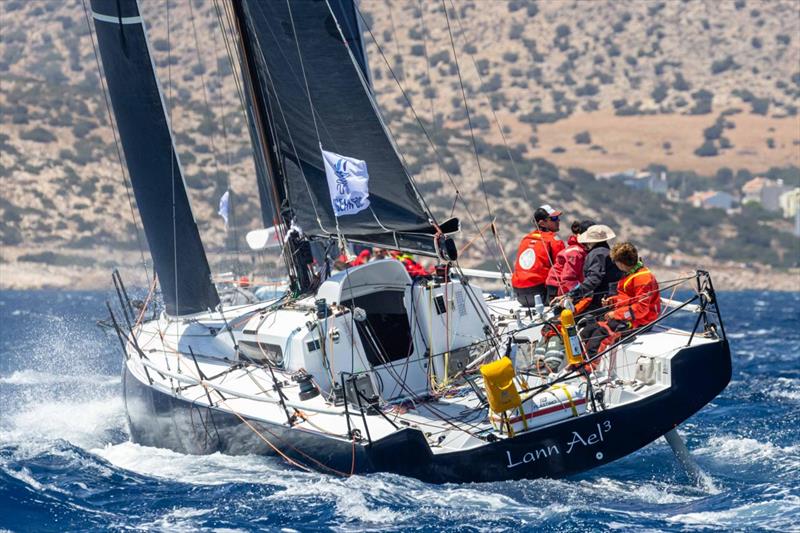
[{"x1": 549, "y1": 216, "x2": 560, "y2": 222}]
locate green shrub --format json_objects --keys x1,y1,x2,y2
[
  {"x1": 20, "y1": 127, "x2": 56, "y2": 143},
  {"x1": 651, "y1": 82, "x2": 669, "y2": 103},
  {"x1": 694, "y1": 140, "x2": 718, "y2": 157},
  {"x1": 689, "y1": 90, "x2": 713, "y2": 115},
  {"x1": 751, "y1": 98, "x2": 770, "y2": 115},
  {"x1": 703, "y1": 122, "x2": 723, "y2": 140},
  {"x1": 711, "y1": 56, "x2": 738, "y2": 75},
  {"x1": 575, "y1": 83, "x2": 599, "y2": 96},
  {"x1": 574, "y1": 131, "x2": 591, "y2": 144}
]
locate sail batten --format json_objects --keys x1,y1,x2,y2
[
  {"x1": 235, "y1": 0, "x2": 453, "y2": 256},
  {"x1": 91, "y1": 0, "x2": 219, "y2": 315}
]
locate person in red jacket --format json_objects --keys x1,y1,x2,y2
[
  {"x1": 545, "y1": 219, "x2": 595, "y2": 301},
  {"x1": 350, "y1": 248, "x2": 372, "y2": 266},
  {"x1": 390, "y1": 250, "x2": 430, "y2": 278},
  {"x1": 511, "y1": 205, "x2": 565, "y2": 306},
  {"x1": 579, "y1": 242, "x2": 661, "y2": 358}
]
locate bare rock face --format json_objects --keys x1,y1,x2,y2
[{"x1": 0, "y1": 0, "x2": 798, "y2": 289}]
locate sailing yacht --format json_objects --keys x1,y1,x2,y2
[{"x1": 91, "y1": 0, "x2": 731, "y2": 483}]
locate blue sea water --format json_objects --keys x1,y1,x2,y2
[{"x1": 0, "y1": 289, "x2": 798, "y2": 532}]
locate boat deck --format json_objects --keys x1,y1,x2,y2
[{"x1": 125, "y1": 310, "x2": 718, "y2": 455}]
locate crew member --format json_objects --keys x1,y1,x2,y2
[
  {"x1": 350, "y1": 248, "x2": 372, "y2": 266},
  {"x1": 511, "y1": 204, "x2": 565, "y2": 306},
  {"x1": 390, "y1": 250, "x2": 429, "y2": 278},
  {"x1": 545, "y1": 219, "x2": 595, "y2": 301},
  {"x1": 579, "y1": 241, "x2": 661, "y2": 358},
  {"x1": 562, "y1": 224, "x2": 623, "y2": 312}
]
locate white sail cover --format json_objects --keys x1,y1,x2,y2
[{"x1": 322, "y1": 148, "x2": 370, "y2": 217}]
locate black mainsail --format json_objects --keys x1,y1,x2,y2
[
  {"x1": 234, "y1": 0, "x2": 457, "y2": 256},
  {"x1": 90, "y1": 0, "x2": 219, "y2": 315}
]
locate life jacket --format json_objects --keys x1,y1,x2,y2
[
  {"x1": 545, "y1": 240, "x2": 587, "y2": 295},
  {"x1": 350, "y1": 249, "x2": 372, "y2": 266},
  {"x1": 390, "y1": 251, "x2": 429, "y2": 277},
  {"x1": 609, "y1": 265, "x2": 661, "y2": 328},
  {"x1": 511, "y1": 231, "x2": 565, "y2": 289}
]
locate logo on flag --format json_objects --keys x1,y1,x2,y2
[
  {"x1": 321, "y1": 148, "x2": 370, "y2": 217},
  {"x1": 218, "y1": 190, "x2": 230, "y2": 229}
]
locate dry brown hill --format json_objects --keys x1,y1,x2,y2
[{"x1": 0, "y1": 0, "x2": 798, "y2": 289}]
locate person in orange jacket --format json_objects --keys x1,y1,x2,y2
[
  {"x1": 579, "y1": 241, "x2": 661, "y2": 358},
  {"x1": 511, "y1": 204, "x2": 565, "y2": 306}
]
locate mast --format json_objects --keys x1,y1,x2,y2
[
  {"x1": 230, "y1": 0, "x2": 315, "y2": 293},
  {"x1": 90, "y1": 0, "x2": 220, "y2": 315}
]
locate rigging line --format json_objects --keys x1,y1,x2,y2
[
  {"x1": 285, "y1": 0, "x2": 322, "y2": 144},
  {"x1": 187, "y1": 0, "x2": 240, "y2": 268},
  {"x1": 252, "y1": 0, "x2": 421, "y2": 240},
  {"x1": 248, "y1": 1, "x2": 333, "y2": 239},
  {"x1": 208, "y1": 14, "x2": 233, "y2": 171},
  {"x1": 214, "y1": 0, "x2": 287, "y2": 259},
  {"x1": 154, "y1": 326, "x2": 352, "y2": 475},
  {"x1": 353, "y1": 6, "x2": 503, "y2": 262},
  {"x1": 207, "y1": 24, "x2": 244, "y2": 269},
  {"x1": 80, "y1": 0, "x2": 151, "y2": 286},
  {"x1": 446, "y1": 0, "x2": 528, "y2": 204},
  {"x1": 166, "y1": 0, "x2": 179, "y2": 315},
  {"x1": 286, "y1": 0, "x2": 349, "y2": 242},
  {"x1": 324, "y1": 1, "x2": 442, "y2": 235},
  {"x1": 248, "y1": 8, "x2": 327, "y2": 235},
  {"x1": 386, "y1": 0, "x2": 404, "y2": 82},
  {"x1": 228, "y1": 3, "x2": 297, "y2": 286},
  {"x1": 441, "y1": 0, "x2": 494, "y2": 224},
  {"x1": 418, "y1": 0, "x2": 443, "y2": 190},
  {"x1": 212, "y1": 0, "x2": 251, "y2": 150}
]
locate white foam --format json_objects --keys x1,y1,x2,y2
[
  {"x1": 269, "y1": 475, "x2": 410, "y2": 525},
  {"x1": 667, "y1": 494, "x2": 800, "y2": 530},
  {"x1": 0, "y1": 369, "x2": 119, "y2": 386},
  {"x1": 587, "y1": 477, "x2": 697, "y2": 504},
  {"x1": 0, "y1": 463, "x2": 70, "y2": 496},
  {"x1": 0, "y1": 395, "x2": 125, "y2": 452},
  {"x1": 767, "y1": 377, "x2": 800, "y2": 401},
  {"x1": 135, "y1": 506, "x2": 214, "y2": 533},
  {"x1": 696, "y1": 435, "x2": 800, "y2": 463},
  {"x1": 93, "y1": 441, "x2": 294, "y2": 486}
]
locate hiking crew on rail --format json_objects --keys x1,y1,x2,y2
[
  {"x1": 511, "y1": 205, "x2": 564, "y2": 307},
  {"x1": 579, "y1": 241, "x2": 661, "y2": 358}
]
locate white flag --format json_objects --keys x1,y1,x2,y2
[
  {"x1": 321, "y1": 148, "x2": 370, "y2": 217},
  {"x1": 218, "y1": 190, "x2": 230, "y2": 229}
]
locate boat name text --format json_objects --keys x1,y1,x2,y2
[{"x1": 505, "y1": 421, "x2": 612, "y2": 469}]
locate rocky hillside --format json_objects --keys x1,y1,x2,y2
[{"x1": 0, "y1": 0, "x2": 798, "y2": 289}]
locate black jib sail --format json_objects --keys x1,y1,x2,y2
[
  {"x1": 234, "y1": 0, "x2": 457, "y2": 256},
  {"x1": 91, "y1": 0, "x2": 219, "y2": 315}
]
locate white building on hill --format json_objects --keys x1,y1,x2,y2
[
  {"x1": 688, "y1": 190, "x2": 735, "y2": 210},
  {"x1": 742, "y1": 177, "x2": 792, "y2": 211},
  {"x1": 595, "y1": 169, "x2": 668, "y2": 195}
]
